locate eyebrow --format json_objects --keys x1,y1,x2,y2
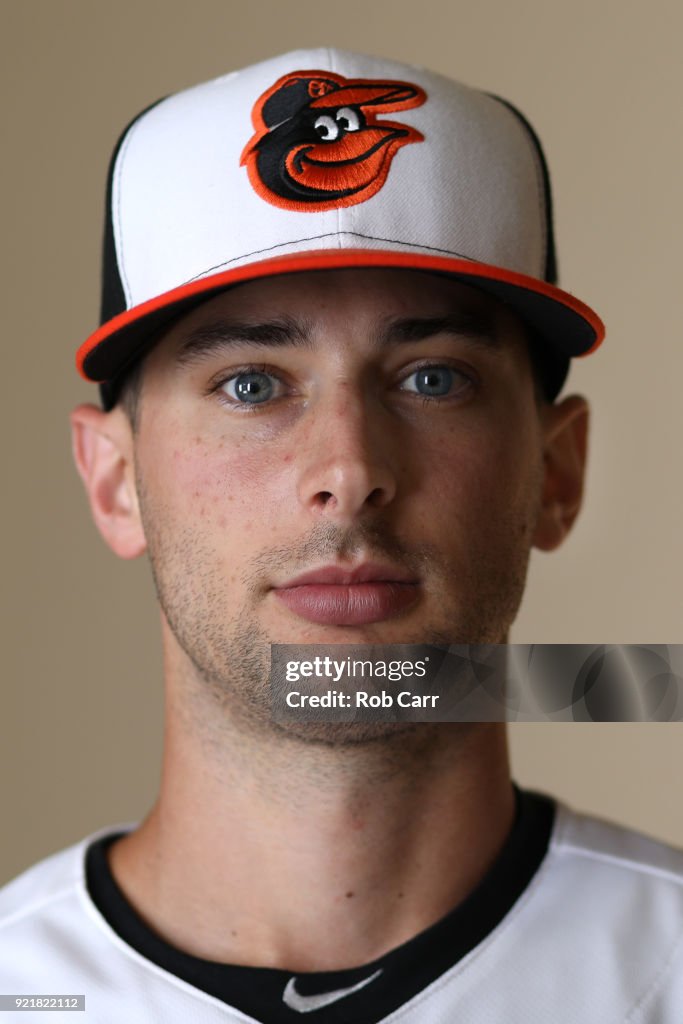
[
  {"x1": 175, "y1": 316, "x2": 315, "y2": 366},
  {"x1": 377, "y1": 311, "x2": 499, "y2": 348},
  {"x1": 174, "y1": 309, "x2": 499, "y2": 367}
]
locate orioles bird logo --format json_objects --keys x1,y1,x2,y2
[{"x1": 240, "y1": 70, "x2": 427, "y2": 211}]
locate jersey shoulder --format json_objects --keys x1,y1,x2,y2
[
  {"x1": 0, "y1": 826, "x2": 249, "y2": 1021},
  {"x1": 0, "y1": 824, "x2": 133, "y2": 931},
  {"x1": 0, "y1": 839, "x2": 84, "y2": 929},
  {"x1": 540, "y1": 802, "x2": 683, "y2": 1022},
  {"x1": 420, "y1": 801, "x2": 683, "y2": 1024},
  {"x1": 551, "y1": 800, "x2": 683, "y2": 885}
]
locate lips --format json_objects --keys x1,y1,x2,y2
[{"x1": 272, "y1": 563, "x2": 420, "y2": 626}]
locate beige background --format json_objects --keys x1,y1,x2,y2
[{"x1": 1, "y1": 0, "x2": 681, "y2": 885}]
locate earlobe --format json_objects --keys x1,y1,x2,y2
[
  {"x1": 532, "y1": 395, "x2": 590, "y2": 552},
  {"x1": 70, "y1": 403, "x2": 147, "y2": 559}
]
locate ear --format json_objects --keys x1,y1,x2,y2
[
  {"x1": 70, "y1": 403, "x2": 147, "y2": 559},
  {"x1": 533, "y1": 395, "x2": 590, "y2": 552}
]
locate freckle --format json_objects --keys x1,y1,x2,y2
[
  {"x1": 397, "y1": 892, "x2": 404, "y2": 899},
  {"x1": 231, "y1": 929, "x2": 238, "y2": 937},
  {"x1": 345, "y1": 891, "x2": 354, "y2": 899}
]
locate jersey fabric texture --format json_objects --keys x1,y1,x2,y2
[{"x1": 1, "y1": 789, "x2": 682, "y2": 1023}]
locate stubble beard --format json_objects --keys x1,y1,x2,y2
[{"x1": 136, "y1": 466, "x2": 540, "y2": 749}]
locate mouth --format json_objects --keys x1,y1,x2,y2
[
  {"x1": 297, "y1": 126, "x2": 401, "y2": 168},
  {"x1": 285, "y1": 127, "x2": 402, "y2": 195},
  {"x1": 271, "y1": 562, "x2": 421, "y2": 626}
]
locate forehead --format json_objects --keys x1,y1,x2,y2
[{"x1": 147, "y1": 268, "x2": 529, "y2": 362}]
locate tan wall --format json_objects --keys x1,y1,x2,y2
[{"x1": 1, "y1": 0, "x2": 681, "y2": 884}]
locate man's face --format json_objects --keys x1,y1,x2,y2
[{"x1": 120, "y1": 269, "x2": 567, "y2": 721}]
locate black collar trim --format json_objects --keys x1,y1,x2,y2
[{"x1": 86, "y1": 786, "x2": 554, "y2": 1023}]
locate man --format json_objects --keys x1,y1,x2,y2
[{"x1": 1, "y1": 49, "x2": 681, "y2": 1022}]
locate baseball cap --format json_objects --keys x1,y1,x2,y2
[{"x1": 76, "y1": 48, "x2": 605, "y2": 407}]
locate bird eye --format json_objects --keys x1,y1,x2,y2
[
  {"x1": 336, "y1": 107, "x2": 360, "y2": 132},
  {"x1": 313, "y1": 115, "x2": 339, "y2": 141}
]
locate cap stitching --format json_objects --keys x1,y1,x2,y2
[
  {"x1": 182, "y1": 232, "x2": 475, "y2": 284},
  {"x1": 489, "y1": 95, "x2": 548, "y2": 280},
  {"x1": 327, "y1": 46, "x2": 343, "y2": 246},
  {"x1": 523, "y1": 122, "x2": 547, "y2": 280}
]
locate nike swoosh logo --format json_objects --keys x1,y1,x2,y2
[{"x1": 282, "y1": 968, "x2": 383, "y2": 1013}]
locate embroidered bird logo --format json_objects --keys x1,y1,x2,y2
[{"x1": 241, "y1": 70, "x2": 426, "y2": 211}]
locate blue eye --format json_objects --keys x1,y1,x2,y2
[
  {"x1": 224, "y1": 370, "x2": 276, "y2": 404},
  {"x1": 403, "y1": 365, "x2": 463, "y2": 397}
]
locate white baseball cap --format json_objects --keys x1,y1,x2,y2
[{"x1": 76, "y1": 48, "x2": 605, "y2": 406}]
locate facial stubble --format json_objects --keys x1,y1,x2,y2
[{"x1": 135, "y1": 457, "x2": 543, "y2": 747}]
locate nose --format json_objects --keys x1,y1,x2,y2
[{"x1": 296, "y1": 383, "x2": 399, "y2": 522}]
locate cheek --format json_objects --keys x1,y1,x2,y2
[
  {"x1": 419, "y1": 414, "x2": 542, "y2": 531},
  {"x1": 143, "y1": 425, "x2": 293, "y2": 537}
]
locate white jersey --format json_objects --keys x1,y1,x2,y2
[{"x1": 1, "y1": 790, "x2": 682, "y2": 1023}]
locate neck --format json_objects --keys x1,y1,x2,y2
[{"x1": 109, "y1": 659, "x2": 514, "y2": 972}]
